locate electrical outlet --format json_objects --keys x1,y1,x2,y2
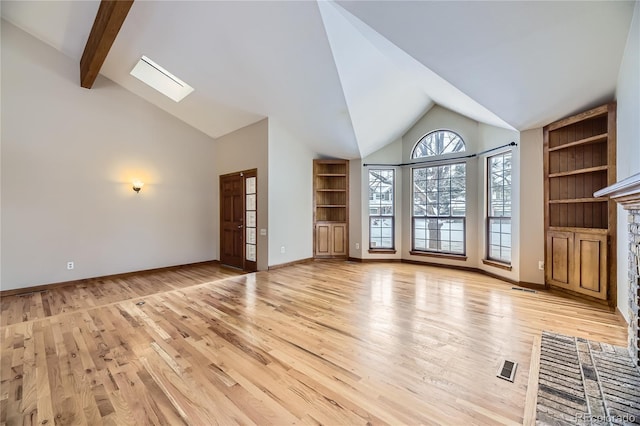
[
  {"x1": 280, "y1": 246, "x2": 285, "y2": 254},
  {"x1": 355, "y1": 243, "x2": 360, "y2": 250},
  {"x1": 538, "y1": 261, "x2": 544, "y2": 271},
  {"x1": 67, "y1": 261, "x2": 74, "y2": 270}
]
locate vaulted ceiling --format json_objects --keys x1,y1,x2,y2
[{"x1": 2, "y1": 1, "x2": 635, "y2": 158}]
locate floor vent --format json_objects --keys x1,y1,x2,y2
[
  {"x1": 497, "y1": 359, "x2": 517, "y2": 382},
  {"x1": 511, "y1": 286, "x2": 536, "y2": 294}
]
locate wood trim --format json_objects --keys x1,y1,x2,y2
[
  {"x1": 268, "y1": 257, "x2": 314, "y2": 270},
  {"x1": 482, "y1": 259, "x2": 513, "y2": 271},
  {"x1": 549, "y1": 226, "x2": 608, "y2": 234},
  {"x1": 347, "y1": 257, "x2": 402, "y2": 263},
  {"x1": 80, "y1": 0, "x2": 134, "y2": 88},
  {"x1": 544, "y1": 104, "x2": 608, "y2": 131},
  {"x1": 368, "y1": 249, "x2": 397, "y2": 254},
  {"x1": 401, "y1": 258, "x2": 475, "y2": 272},
  {"x1": 0, "y1": 260, "x2": 221, "y2": 297},
  {"x1": 607, "y1": 102, "x2": 617, "y2": 310},
  {"x1": 517, "y1": 281, "x2": 547, "y2": 290},
  {"x1": 547, "y1": 284, "x2": 612, "y2": 309},
  {"x1": 543, "y1": 126, "x2": 550, "y2": 289},
  {"x1": 616, "y1": 307, "x2": 630, "y2": 326},
  {"x1": 409, "y1": 251, "x2": 467, "y2": 261},
  {"x1": 401, "y1": 259, "x2": 545, "y2": 289},
  {"x1": 481, "y1": 269, "x2": 518, "y2": 285},
  {"x1": 523, "y1": 334, "x2": 542, "y2": 426}
]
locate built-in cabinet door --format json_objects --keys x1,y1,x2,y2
[
  {"x1": 315, "y1": 223, "x2": 347, "y2": 257},
  {"x1": 546, "y1": 230, "x2": 608, "y2": 300},
  {"x1": 546, "y1": 231, "x2": 574, "y2": 289},
  {"x1": 331, "y1": 224, "x2": 347, "y2": 256},
  {"x1": 574, "y1": 233, "x2": 607, "y2": 299},
  {"x1": 316, "y1": 224, "x2": 331, "y2": 256}
]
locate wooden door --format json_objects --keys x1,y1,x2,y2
[
  {"x1": 220, "y1": 173, "x2": 244, "y2": 269},
  {"x1": 574, "y1": 233, "x2": 607, "y2": 299},
  {"x1": 546, "y1": 231, "x2": 573, "y2": 289}
]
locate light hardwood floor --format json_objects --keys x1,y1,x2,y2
[{"x1": 0, "y1": 261, "x2": 627, "y2": 425}]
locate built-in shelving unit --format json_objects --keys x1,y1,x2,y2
[
  {"x1": 313, "y1": 160, "x2": 348, "y2": 258},
  {"x1": 544, "y1": 103, "x2": 616, "y2": 302}
]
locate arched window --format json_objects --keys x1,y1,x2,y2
[
  {"x1": 412, "y1": 130, "x2": 465, "y2": 159},
  {"x1": 411, "y1": 130, "x2": 467, "y2": 256}
]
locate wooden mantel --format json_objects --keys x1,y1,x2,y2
[{"x1": 595, "y1": 172, "x2": 640, "y2": 210}]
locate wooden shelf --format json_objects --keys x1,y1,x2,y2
[
  {"x1": 548, "y1": 165, "x2": 608, "y2": 178},
  {"x1": 549, "y1": 226, "x2": 608, "y2": 235},
  {"x1": 548, "y1": 133, "x2": 608, "y2": 152},
  {"x1": 548, "y1": 198, "x2": 607, "y2": 204},
  {"x1": 314, "y1": 159, "x2": 348, "y2": 258},
  {"x1": 543, "y1": 102, "x2": 616, "y2": 302}
]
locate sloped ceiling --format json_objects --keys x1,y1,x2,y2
[{"x1": 1, "y1": 1, "x2": 635, "y2": 159}]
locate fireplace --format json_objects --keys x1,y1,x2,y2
[{"x1": 595, "y1": 172, "x2": 640, "y2": 367}]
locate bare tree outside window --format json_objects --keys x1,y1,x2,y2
[
  {"x1": 413, "y1": 164, "x2": 466, "y2": 254},
  {"x1": 413, "y1": 130, "x2": 465, "y2": 158},
  {"x1": 411, "y1": 130, "x2": 467, "y2": 255}
]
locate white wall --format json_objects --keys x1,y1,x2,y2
[
  {"x1": 268, "y1": 119, "x2": 315, "y2": 266},
  {"x1": 1, "y1": 22, "x2": 218, "y2": 290},
  {"x1": 214, "y1": 119, "x2": 269, "y2": 271},
  {"x1": 615, "y1": 1, "x2": 640, "y2": 322},
  {"x1": 349, "y1": 158, "x2": 363, "y2": 259},
  {"x1": 519, "y1": 128, "x2": 545, "y2": 285}
]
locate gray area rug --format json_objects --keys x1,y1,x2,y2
[{"x1": 536, "y1": 331, "x2": 640, "y2": 425}]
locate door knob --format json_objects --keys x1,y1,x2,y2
[{"x1": 238, "y1": 225, "x2": 244, "y2": 228}]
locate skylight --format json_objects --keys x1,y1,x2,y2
[{"x1": 130, "y1": 56, "x2": 194, "y2": 102}]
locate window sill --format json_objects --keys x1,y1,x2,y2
[
  {"x1": 482, "y1": 259, "x2": 512, "y2": 271},
  {"x1": 409, "y1": 251, "x2": 467, "y2": 261},
  {"x1": 368, "y1": 249, "x2": 397, "y2": 254}
]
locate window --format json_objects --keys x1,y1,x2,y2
[
  {"x1": 369, "y1": 169, "x2": 394, "y2": 249},
  {"x1": 412, "y1": 130, "x2": 465, "y2": 158},
  {"x1": 487, "y1": 152, "x2": 512, "y2": 263},
  {"x1": 412, "y1": 163, "x2": 466, "y2": 255}
]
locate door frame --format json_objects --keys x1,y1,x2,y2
[{"x1": 219, "y1": 169, "x2": 258, "y2": 272}]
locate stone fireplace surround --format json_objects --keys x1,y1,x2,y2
[{"x1": 595, "y1": 172, "x2": 640, "y2": 368}]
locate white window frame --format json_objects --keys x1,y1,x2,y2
[
  {"x1": 412, "y1": 162, "x2": 466, "y2": 256},
  {"x1": 368, "y1": 169, "x2": 395, "y2": 250},
  {"x1": 487, "y1": 151, "x2": 512, "y2": 264}
]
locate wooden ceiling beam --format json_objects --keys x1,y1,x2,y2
[{"x1": 80, "y1": 0, "x2": 134, "y2": 89}]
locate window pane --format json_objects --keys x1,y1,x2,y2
[
  {"x1": 487, "y1": 152, "x2": 512, "y2": 263},
  {"x1": 412, "y1": 164, "x2": 466, "y2": 255},
  {"x1": 412, "y1": 130, "x2": 467, "y2": 158},
  {"x1": 369, "y1": 169, "x2": 394, "y2": 250}
]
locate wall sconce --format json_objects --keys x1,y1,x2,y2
[{"x1": 132, "y1": 180, "x2": 144, "y2": 193}]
